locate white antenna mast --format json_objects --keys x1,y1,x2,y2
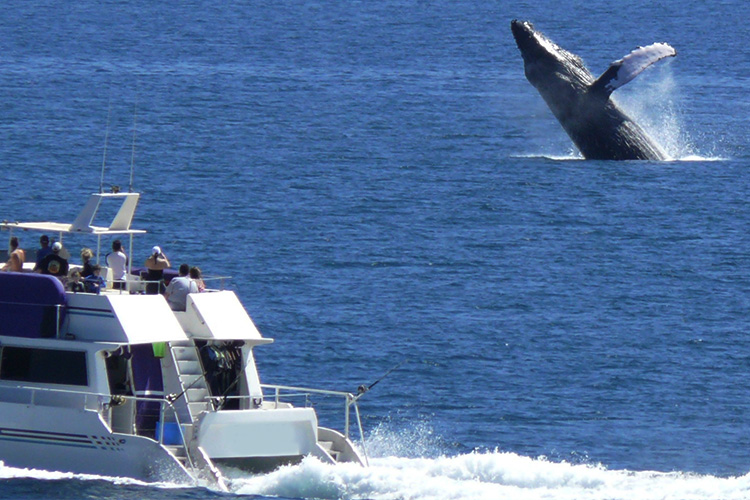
[
  {"x1": 100, "y1": 100, "x2": 112, "y2": 194},
  {"x1": 129, "y1": 96, "x2": 138, "y2": 193}
]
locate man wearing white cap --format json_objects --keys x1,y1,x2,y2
[
  {"x1": 144, "y1": 245, "x2": 170, "y2": 295},
  {"x1": 35, "y1": 241, "x2": 69, "y2": 278}
]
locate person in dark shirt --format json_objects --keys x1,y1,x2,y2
[
  {"x1": 36, "y1": 242, "x2": 68, "y2": 277},
  {"x1": 68, "y1": 269, "x2": 85, "y2": 292},
  {"x1": 35, "y1": 235, "x2": 52, "y2": 267},
  {"x1": 80, "y1": 247, "x2": 94, "y2": 278},
  {"x1": 144, "y1": 245, "x2": 170, "y2": 295}
]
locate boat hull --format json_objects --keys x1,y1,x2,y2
[{"x1": 0, "y1": 403, "x2": 192, "y2": 482}]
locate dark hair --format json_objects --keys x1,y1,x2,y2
[
  {"x1": 189, "y1": 266, "x2": 202, "y2": 279},
  {"x1": 92, "y1": 264, "x2": 102, "y2": 272},
  {"x1": 179, "y1": 263, "x2": 190, "y2": 275},
  {"x1": 112, "y1": 240, "x2": 122, "y2": 251},
  {"x1": 40, "y1": 235, "x2": 49, "y2": 244},
  {"x1": 9, "y1": 236, "x2": 18, "y2": 249}
]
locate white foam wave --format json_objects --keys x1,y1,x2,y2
[
  {"x1": 0, "y1": 460, "x2": 194, "y2": 490},
  {"x1": 228, "y1": 452, "x2": 750, "y2": 500},
  {"x1": 511, "y1": 153, "x2": 584, "y2": 161},
  {"x1": 3, "y1": 449, "x2": 750, "y2": 500},
  {"x1": 669, "y1": 154, "x2": 726, "y2": 162}
]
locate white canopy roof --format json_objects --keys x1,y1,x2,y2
[
  {"x1": 66, "y1": 293, "x2": 189, "y2": 344},
  {"x1": 0, "y1": 192, "x2": 146, "y2": 236},
  {"x1": 178, "y1": 291, "x2": 273, "y2": 345}
]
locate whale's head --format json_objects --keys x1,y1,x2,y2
[{"x1": 511, "y1": 20, "x2": 593, "y2": 98}]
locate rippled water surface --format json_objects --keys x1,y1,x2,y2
[{"x1": 1, "y1": 1, "x2": 749, "y2": 499}]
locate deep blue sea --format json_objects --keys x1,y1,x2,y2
[{"x1": 2, "y1": 0, "x2": 750, "y2": 499}]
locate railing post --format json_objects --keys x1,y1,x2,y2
[
  {"x1": 344, "y1": 394, "x2": 351, "y2": 439},
  {"x1": 353, "y1": 401, "x2": 369, "y2": 466},
  {"x1": 158, "y1": 401, "x2": 166, "y2": 444},
  {"x1": 56, "y1": 305, "x2": 61, "y2": 339}
]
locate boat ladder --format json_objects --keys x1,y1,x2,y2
[{"x1": 169, "y1": 341, "x2": 211, "y2": 421}]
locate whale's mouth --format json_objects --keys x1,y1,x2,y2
[
  {"x1": 511, "y1": 19, "x2": 562, "y2": 63},
  {"x1": 511, "y1": 20, "x2": 535, "y2": 49}
]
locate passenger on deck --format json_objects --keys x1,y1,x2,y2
[
  {"x1": 2, "y1": 236, "x2": 25, "y2": 272},
  {"x1": 68, "y1": 269, "x2": 85, "y2": 292},
  {"x1": 164, "y1": 263, "x2": 198, "y2": 311},
  {"x1": 189, "y1": 266, "x2": 206, "y2": 292},
  {"x1": 80, "y1": 248, "x2": 94, "y2": 278},
  {"x1": 106, "y1": 240, "x2": 128, "y2": 290},
  {"x1": 144, "y1": 246, "x2": 170, "y2": 295},
  {"x1": 35, "y1": 235, "x2": 51, "y2": 267},
  {"x1": 84, "y1": 264, "x2": 106, "y2": 294},
  {"x1": 36, "y1": 242, "x2": 69, "y2": 278}
]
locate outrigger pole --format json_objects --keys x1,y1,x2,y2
[
  {"x1": 129, "y1": 95, "x2": 137, "y2": 193},
  {"x1": 353, "y1": 359, "x2": 407, "y2": 402},
  {"x1": 100, "y1": 99, "x2": 112, "y2": 194}
]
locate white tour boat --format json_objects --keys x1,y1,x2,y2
[{"x1": 0, "y1": 191, "x2": 367, "y2": 489}]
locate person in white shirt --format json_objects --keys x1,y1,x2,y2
[
  {"x1": 164, "y1": 263, "x2": 198, "y2": 311},
  {"x1": 106, "y1": 239, "x2": 128, "y2": 290}
]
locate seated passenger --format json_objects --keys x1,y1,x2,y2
[
  {"x1": 164, "y1": 263, "x2": 198, "y2": 311},
  {"x1": 35, "y1": 242, "x2": 69, "y2": 278},
  {"x1": 68, "y1": 269, "x2": 85, "y2": 292},
  {"x1": 80, "y1": 247, "x2": 94, "y2": 278},
  {"x1": 84, "y1": 264, "x2": 106, "y2": 294},
  {"x1": 1, "y1": 236, "x2": 25, "y2": 272},
  {"x1": 189, "y1": 266, "x2": 206, "y2": 292}
]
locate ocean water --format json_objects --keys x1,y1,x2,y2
[{"x1": 1, "y1": 0, "x2": 750, "y2": 499}]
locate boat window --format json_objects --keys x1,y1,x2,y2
[{"x1": 0, "y1": 347, "x2": 88, "y2": 386}]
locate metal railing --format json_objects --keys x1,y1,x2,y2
[
  {"x1": 109, "y1": 275, "x2": 233, "y2": 294},
  {"x1": 259, "y1": 383, "x2": 368, "y2": 462}
]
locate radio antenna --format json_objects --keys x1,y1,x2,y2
[
  {"x1": 100, "y1": 99, "x2": 112, "y2": 194},
  {"x1": 129, "y1": 95, "x2": 138, "y2": 193}
]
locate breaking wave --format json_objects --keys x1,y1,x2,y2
[
  {"x1": 228, "y1": 452, "x2": 750, "y2": 500},
  {"x1": 225, "y1": 423, "x2": 750, "y2": 500},
  {"x1": 3, "y1": 424, "x2": 750, "y2": 500}
]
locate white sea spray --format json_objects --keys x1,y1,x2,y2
[{"x1": 228, "y1": 452, "x2": 750, "y2": 500}]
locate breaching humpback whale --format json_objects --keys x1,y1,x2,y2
[{"x1": 511, "y1": 20, "x2": 676, "y2": 160}]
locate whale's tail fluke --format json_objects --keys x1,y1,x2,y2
[{"x1": 591, "y1": 43, "x2": 677, "y2": 96}]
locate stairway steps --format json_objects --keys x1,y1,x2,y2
[
  {"x1": 168, "y1": 341, "x2": 212, "y2": 421},
  {"x1": 186, "y1": 387, "x2": 209, "y2": 402},
  {"x1": 176, "y1": 359, "x2": 202, "y2": 376},
  {"x1": 319, "y1": 440, "x2": 340, "y2": 462},
  {"x1": 189, "y1": 401, "x2": 208, "y2": 417}
]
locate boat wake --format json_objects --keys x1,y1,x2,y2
[
  {"x1": 0, "y1": 461, "x2": 198, "y2": 494},
  {"x1": 3, "y1": 447, "x2": 750, "y2": 500},
  {"x1": 217, "y1": 421, "x2": 750, "y2": 500},
  {"x1": 227, "y1": 452, "x2": 750, "y2": 500}
]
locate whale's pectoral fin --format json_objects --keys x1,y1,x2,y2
[{"x1": 590, "y1": 42, "x2": 677, "y2": 96}]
